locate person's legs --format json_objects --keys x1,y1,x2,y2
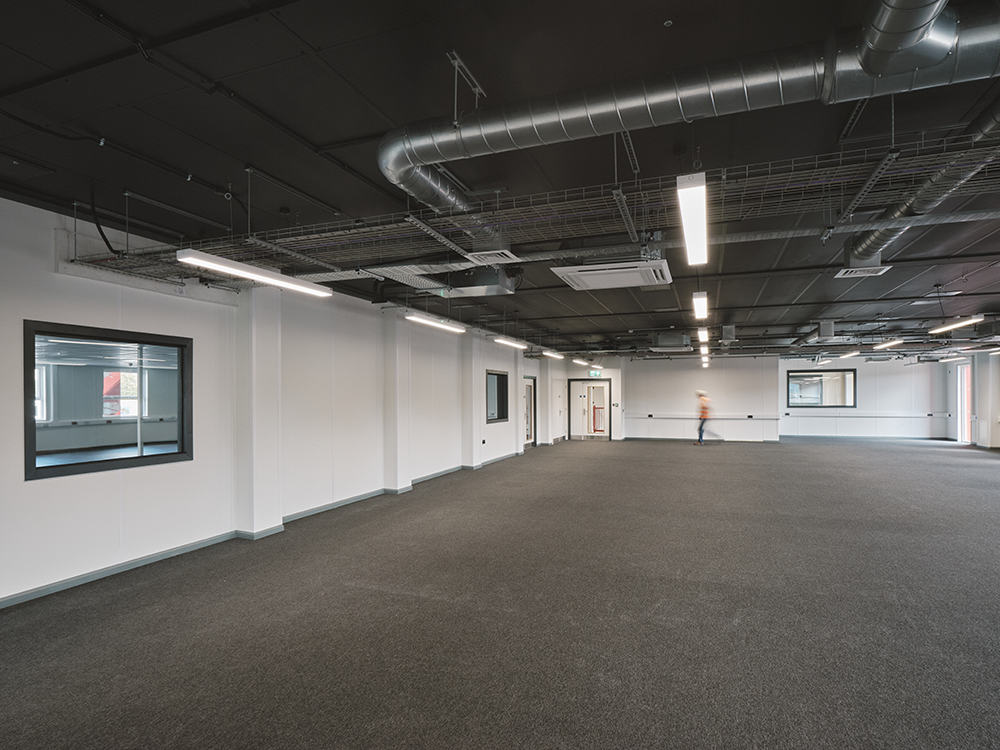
[{"x1": 698, "y1": 418, "x2": 705, "y2": 444}]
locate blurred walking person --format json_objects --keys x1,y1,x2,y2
[{"x1": 695, "y1": 390, "x2": 710, "y2": 445}]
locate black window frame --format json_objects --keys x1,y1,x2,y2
[
  {"x1": 786, "y1": 368, "x2": 858, "y2": 409},
  {"x1": 24, "y1": 320, "x2": 194, "y2": 480},
  {"x1": 486, "y1": 370, "x2": 509, "y2": 423}
]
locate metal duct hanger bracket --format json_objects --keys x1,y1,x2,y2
[{"x1": 447, "y1": 50, "x2": 486, "y2": 128}]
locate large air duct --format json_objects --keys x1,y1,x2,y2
[
  {"x1": 859, "y1": 0, "x2": 953, "y2": 75},
  {"x1": 378, "y1": 2, "x2": 1000, "y2": 214},
  {"x1": 846, "y1": 97, "x2": 1000, "y2": 261}
]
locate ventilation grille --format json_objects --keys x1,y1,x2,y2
[
  {"x1": 834, "y1": 266, "x2": 891, "y2": 278},
  {"x1": 466, "y1": 249, "x2": 522, "y2": 265},
  {"x1": 551, "y1": 259, "x2": 672, "y2": 290}
]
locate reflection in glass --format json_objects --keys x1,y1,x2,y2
[
  {"x1": 34, "y1": 336, "x2": 181, "y2": 468},
  {"x1": 787, "y1": 370, "x2": 856, "y2": 407}
]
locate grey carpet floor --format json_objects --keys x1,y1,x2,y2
[{"x1": 3, "y1": 438, "x2": 1000, "y2": 749}]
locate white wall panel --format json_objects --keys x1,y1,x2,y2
[
  {"x1": 408, "y1": 325, "x2": 462, "y2": 480},
  {"x1": 0, "y1": 198, "x2": 236, "y2": 600},
  {"x1": 778, "y1": 359, "x2": 948, "y2": 438},
  {"x1": 624, "y1": 357, "x2": 779, "y2": 441}
]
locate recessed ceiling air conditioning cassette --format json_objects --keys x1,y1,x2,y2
[
  {"x1": 649, "y1": 332, "x2": 692, "y2": 353},
  {"x1": 551, "y1": 259, "x2": 672, "y2": 291},
  {"x1": 466, "y1": 249, "x2": 522, "y2": 265},
  {"x1": 834, "y1": 266, "x2": 891, "y2": 278}
]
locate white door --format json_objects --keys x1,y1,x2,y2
[
  {"x1": 569, "y1": 381, "x2": 609, "y2": 440},
  {"x1": 524, "y1": 378, "x2": 535, "y2": 446}
]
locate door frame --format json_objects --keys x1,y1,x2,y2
[
  {"x1": 567, "y1": 378, "x2": 612, "y2": 440},
  {"x1": 523, "y1": 375, "x2": 537, "y2": 447}
]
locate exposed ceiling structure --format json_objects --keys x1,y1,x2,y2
[{"x1": 4, "y1": 0, "x2": 1000, "y2": 363}]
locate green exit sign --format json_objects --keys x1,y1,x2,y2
[{"x1": 588, "y1": 370, "x2": 602, "y2": 377}]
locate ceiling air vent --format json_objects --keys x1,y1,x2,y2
[
  {"x1": 834, "y1": 266, "x2": 891, "y2": 278},
  {"x1": 551, "y1": 259, "x2": 672, "y2": 291},
  {"x1": 466, "y1": 249, "x2": 522, "y2": 265}
]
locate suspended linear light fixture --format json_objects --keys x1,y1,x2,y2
[
  {"x1": 701, "y1": 356, "x2": 709, "y2": 363},
  {"x1": 928, "y1": 316, "x2": 985, "y2": 334},
  {"x1": 677, "y1": 172, "x2": 708, "y2": 265},
  {"x1": 939, "y1": 356, "x2": 968, "y2": 363},
  {"x1": 697, "y1": 327, "x2": 709, "y2": 343},
  {"x1": 542, "y1": 350, "x2": 564, "y2": 359},
  {"x1": 816, "y1": 359, "x2": 833, "y2": 366},
  {"x1": 572, "y1": 359, "x2": 589, "y2": 366},
  {"x1": 405, "y1": 313, "x2": 466, "y2": 334},
  {"x1": 176, "y1": 249, "x2": 333, "y2": 298},
  {"x1": 873, "y1": 339, "x2": 904, "y2": 350},
  {"x1": 494, "y1": 337, "x2": 528, "y2": 350},
  {"x1": 692, "y1": 291, "x2": 709, "y2": 320},
  {"x1": 700, "y1": 345, "x2": 708, "y2": 355},
  {"x1": 839, "y1": 351, "x2": 860, "y2": 359}
]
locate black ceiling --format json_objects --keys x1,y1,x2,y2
[{"x1": 4, "y1": 0, "x2": 1000, "y2": 358}]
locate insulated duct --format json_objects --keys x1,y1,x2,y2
[{"x1": 378, "y1": 2, "x2": 1000, "y2": 214}]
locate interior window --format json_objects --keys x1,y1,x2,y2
[{"x1": 24, "y1": 321, "x2": 193, "y2": 479}]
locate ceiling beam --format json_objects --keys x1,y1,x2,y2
[
  {"x1": 60, "y1": 0, "x2": 400, "y2": 206},
  {"x1": 0, "y1": 1, "x2": 301, "y2": 99},
  {"x1": 507, "y1": 291, "x2": 1000, "y2": 322}
]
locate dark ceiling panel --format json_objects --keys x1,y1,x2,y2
[{"x1": 162, "y1": 15, "x2": 305, "y2": 82}]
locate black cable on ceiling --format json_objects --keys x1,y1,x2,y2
[{"x1": 90, "y1": 188, "x2": 123, "y2": 257}]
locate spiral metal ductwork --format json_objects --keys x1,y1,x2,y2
[
  {"x1": 846, "y1": 98, "x2": 1000, "y2": 260},
  {"x1": 379, "y1": 2, "x2": 1000, "y2": 216},
  {"x1": 859, "y1": 0, "x2": 953, "y2": 75}
]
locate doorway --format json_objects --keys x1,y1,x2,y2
[
  {"x1": 524, "y1": 376, "x2": 537, "y2": 448},
  {"x1": 957, "y1": 363, "x2": 972, "y2": 443},
  {"x1": 568, "y1": 379, "x2": 611, "y2": 440}
]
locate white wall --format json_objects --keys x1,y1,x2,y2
[
  {"x1": 624, "y1": 357, "x2": 780, "y2": 441},
  {"x1": 0, "y1": 199, "x2": 237, "y2": 601},
  {"x1": 778, "y1": 358, "x2": 949, "y2": 438},
  {"x1": 278, "y1": 292, "x2": 386, "y2": 520},
  {"x1": 407, "y1": 324, "x2": 462, "y2": 480}
]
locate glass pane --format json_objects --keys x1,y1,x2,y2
[
  {"x1": 142, "y1": 344, "x2": 179, "y2": 446},
  {"x1": 487, "y1": 374, "x2": 499, "y2": 420},
  {"x1": 34, "y1": 334, "x2": 181, "y2": 468},
  {"x1": 788, "y1": 371, "x2": 855, "y2": 407}
]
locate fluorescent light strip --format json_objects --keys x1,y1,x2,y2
[
  {"x1": 692, "y1": 291, "x2": 708, "y2": 320},
  {"x1": 697, "y1": 327, "x2": 709, "y2": 343},
  {"x1": 990, "y1": 349, "x2": 1000, "y2": 356},
  {"x1": 590, "y1": 363, "x2": 603, "y2": 370},
  {"x1": 939, "y1": 356, "x2": 968, "y2": 363},
  {"x1": 47, "y1": 338, "x2": 127, "y2": 346},
  {"x1": 873, "y1": 339, "x2": 903, "y2": 350},
  {"x1": 700, "y1": 345, "x2": 708, "y2": 355},
  {"x1": 542, "y1": 350, "x2": 564, "y2": 360},
  {"x1": 572, "y1": 359, "x2": 589, "y2": 366},
  {"x1": 815, "y1": 359, "x2": 833, "y2": 366},
  {"x1": 176, "y1": 248, "x2": 333, "y2": 298},
  {"x1": 405, "y1": 314, "x2": 465, "y2": 334},
  {"x1": 677, "y1": 172, "x2": 708, "y2": 265},
  {"x1": 494, "y1": 337, "x2": 528, "y2": 350},
  {"x1": 701, "y1": 356, "x2": 709, "y2": 363},
  {"x1": 838, "y1": 351, "x2": 860, "y2": 359},
  {"x1": 928, "y1": 316, "x2": 985, "y2": 334}
]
